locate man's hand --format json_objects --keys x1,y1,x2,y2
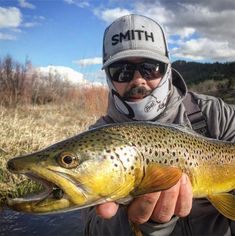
[{"x1": 95, "y1": 173, "x2": 193, "y2": 224}]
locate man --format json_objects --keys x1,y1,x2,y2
[{"x1": 83, "y1": 14, "x2": 235, "y2": 236}]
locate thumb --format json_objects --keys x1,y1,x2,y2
[{"x1": 96, "y1": 202, "x2": 119, "y2": 219}]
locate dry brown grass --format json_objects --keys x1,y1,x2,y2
[
  {"x1": 0, "y1": 56, "x2": 109, "y2": 206},
  {"x1": 0, "y1": 101, "x2": 107, "y2": 207}
]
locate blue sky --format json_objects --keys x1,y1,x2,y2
[{"x1": 1, "y1": 0, "x2": 235, "y2": 83}]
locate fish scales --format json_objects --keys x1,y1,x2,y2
[
  {"x1": 6, "y1": 122, "x2": 235, "y2": 222},
  {"x1": 103, "y1": 123, "x2": 234, "y2": 197}
]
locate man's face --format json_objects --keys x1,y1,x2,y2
[{"x1": 107, "y1": 58, "x2": 164, "y2": 102}]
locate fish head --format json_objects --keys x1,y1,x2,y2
[{"x1": 6, "y1": 128, "x2": 143, "y2": 214}]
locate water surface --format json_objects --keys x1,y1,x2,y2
[{"x1": 0, "y1": 208, "x2": 83, "y2": 236}]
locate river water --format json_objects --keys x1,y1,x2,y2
[{"x1": 0, "y1": 208, "x2": 83, "y2": 236}]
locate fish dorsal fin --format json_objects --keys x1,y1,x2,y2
[
  {"x1": 208, "y1": 193, "x2": 235, "y2": 221},
  {"x1": 134, "y1": 163, "x2": 182, "y2": 196}
]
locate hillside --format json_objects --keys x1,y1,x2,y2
[
  {"x1": 172, "y1": 60, "x2": 235, "y2": 84},
  {"x1": 172, "y1": 60, "x2": 235, "y2": 104}
]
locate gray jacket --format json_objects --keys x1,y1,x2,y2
[{"x1": 83, "y1": 70, "x2": 235, "y2": 236}]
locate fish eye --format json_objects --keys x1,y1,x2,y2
[{"x1": 57, "y1": 152, "x2": 79, "y2": 169}]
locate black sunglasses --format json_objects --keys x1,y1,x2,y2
[{"x1": 107, "y1": 60, "x2": 166, "y2": 83}]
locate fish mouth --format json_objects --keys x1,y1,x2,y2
[
  {"x1": 7, "y1": 172, "x2": 65, "y2": 204},
  {"x1": 6, "y1": 168, "x2": 88, "y2": 214}
]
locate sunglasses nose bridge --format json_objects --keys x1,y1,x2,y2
[{"x1": 132, "y1": 69, "x2": 147, "y2": 83}]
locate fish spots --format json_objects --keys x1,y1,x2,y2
[
  {"x1": 137, "y1": 141, "x2": 142, "y2": 147},
  {"x1": 50, "y1": 122, "x2": 234, "y2": 195},
  {"x1": 103, "y1": 144, "x2": 141, "y2": 177}
]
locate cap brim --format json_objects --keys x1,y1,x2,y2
[{"x1": 102, "y1": 49, "x2": 170, "y2": 69}]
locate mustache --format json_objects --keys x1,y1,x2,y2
[{"x1": 123, "y1": 86, "x2": 152, "y2": 100}]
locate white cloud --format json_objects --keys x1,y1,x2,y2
[
  {"x1": 0, "y1": 32, "x2": 16, "y2": 40},
  {"x1": 64, "y1": 0, "x2": 90, "y2": 8},
  {"x1": 35, "y1": 65, "x2": 105, "y2": 86},
  {"x1": 174, "y1": 27, "x2": 196, "y2": 40},
  {"x1": 73, "y1": 57, "x2": 102, "y2": 67},
  {"x1": 36, "y1": 66, "x2": 86, "y2": 84},
  {"x1": 18, "y1": 0, "x2": 35, "y2": 9},
  {"x1": 0, "y1": 7, "x2": 22, "y2": 28},
  {"x1": 172, "y1": 38, "x2": 235, "y2": 61},
  {"x1": 94, "y1": 8, "x2": 132, "y2": 24},
  {"x1": 84, "y1": 69, "x2": 106, "y2": 84},
  {"x1": 64, "y1": 0, "x2": 74, "y2": 3},
  {"x1": 23, "y1": 22, "x2": 39, "y2": 28},
  {"x1": 134, "y1": 2, "x2": 173, "y2": 26}
]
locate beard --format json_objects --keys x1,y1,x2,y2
[{"x1": 123, "y1": 86, "x2": 152, "y2": 100}]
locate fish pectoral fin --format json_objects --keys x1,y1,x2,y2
[
  {"x1": 208, "y1": 193, "x2": 235, "y2": 221},
  {"x1": 135, "y1": 164, "x2": 182, "y2": 196},
  {"x1": 130, "y1": 221, "x2": 142, "y2": 236},
  {"x1": 116, "y1": 196, "x2": 133, "y2": 205}
]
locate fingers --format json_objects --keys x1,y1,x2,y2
[
  {"x1": 127, "y1": 192, "x2": 161, "y2": 224},
  {"x1": 96, "y1": 202, "x2": 119, "y2": 219},
  {"x1": 95, "y1": 174, "x2": 193, "y2": 225},
  {"x1": 128, "y1": 174, "x2": 193, "y2": 224},
  {"x1": 151, "y1": 178, "x2": 180, "y2": 223},
  {"x1": 175, "y1": 174, "x2": 193, "y2": 217},
  {"x1": 151, "y1": 173, "x2": 193, "y2": 223}
]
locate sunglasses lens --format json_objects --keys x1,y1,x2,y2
[
  {"x1": 140, "y1": 62, "x2": 165, "y2": 79},
  {"x1": 108, "y1": 63, "x2": 134, "y2": 82},
  {"x1": 108, "y1": 61, "x2": 165, "y2": 82}
]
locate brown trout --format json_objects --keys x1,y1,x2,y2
[{"x1": 6, "y1": 122, "x2": 235, "y2": 221}]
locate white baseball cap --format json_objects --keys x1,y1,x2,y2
[{"x1": 102, "y1": 14, "x2": 170, "y2": 69}]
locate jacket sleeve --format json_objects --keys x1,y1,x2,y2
[
  {"x1": 88, "y1": 115, "x2": 114, "y2": 129},
  {"x1": 195, "y1": 93, "x2": 235, "y2": 141},
  {"x1": 82, "y1": 207, "x2": 134, "y2": 236},
  {"x1": 82, "y1": 206, "x2": 178, "y2": 236},
  {"x1": 197, "y1": 94, "x2": 235, "y2": 235}
]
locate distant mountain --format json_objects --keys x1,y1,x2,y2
[{"x1": 172, "y1": 60, "x2": 235, "y2": 84}]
